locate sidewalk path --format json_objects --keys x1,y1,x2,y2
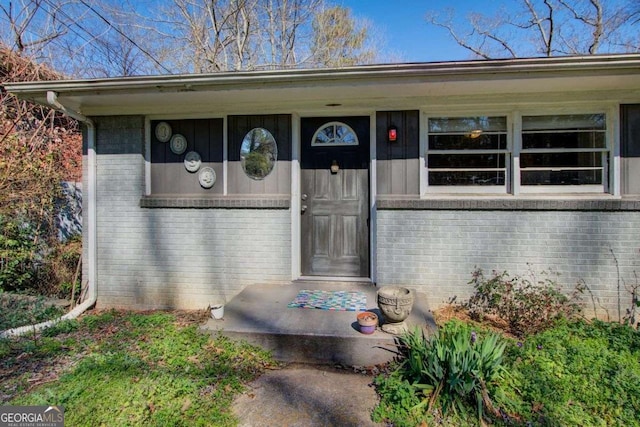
[{"x1": 232, "y1": 364, "x2": 385, "y2": 426}]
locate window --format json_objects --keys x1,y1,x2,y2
[
  {"x1": 520, "y1": 114, "x2": 607, "y2": 192},
  {"x1": 422, "y1": 112, "x2": 611, "y2": 196},
  {"x1": 311, "y1": 121, "x2": 358, "y2": 146},
  {"x1": 426, "y1": 116, "x2": 508, "y2": 192}
]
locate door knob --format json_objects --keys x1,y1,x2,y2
[
  {"x1": 301, "y1": 193, "x2": 308, "y2": 201},
  {"x1": 301, "y1": 205, "x2": 307, "y2": 213}
]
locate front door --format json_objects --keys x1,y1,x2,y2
[{"x1": 300, "y1": 117, "x2": 370, "y2": 277}]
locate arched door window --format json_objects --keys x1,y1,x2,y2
[{"x1": 311, "y1": 121, "x2": 359, "y2": 146}]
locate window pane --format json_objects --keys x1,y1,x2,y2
[
  {"x1": 522, "y1": 114, "x2": 605, "y2": 131},
  {"x1": 522, "y1": 131, "x2": 605, "y2": 149},
  {"x1": 335, "y1": 125, "x2": 357, "y2": 144},
  {"x1": 312, "y1": 122, "x2": 358, "y2": 146},
  {"x1": 429, "y1": 153, "x2": 505, "y2": 169},
  {"x1": 521, "y1": 170, "x2": 602, "y2": 185},
  {"x1": 429, "y1": 171, "x2": 505, "y2": 186},
  {"x1": 429, "y1": 116, "x2": 506, "y2": 133},
  {"x1": 521, "y1": 152, "x2": 602, "y2": 168},
  {"x1": 315, "y1": 126, "x2": 335, "y2": 144},
  {"x1": 429, "y1": 134, "x2": 507, "y2": 150}
]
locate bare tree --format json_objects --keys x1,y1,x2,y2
[
  {"x1": 1, "y1": 0, "x2": 380, "y2": 77},
  {"x1": 165, "y1": 0, "x2": 377, "y2": 72},
  {"x1": 167, "y1": 0, "x2": 259, "y2": 72},
  {"x1": 259, "y1": 0, "x2": 322, "y2": 69},
  {"x1": 79, "y1": 1, "x2": 170, "y2": 77},
  {"x1": 427, "y1": 0, "x2": 639, "y2": 59},
  {"x1": 0, "y1": 0, "x2": 66, "y2": 56},
  {"x1": 310, "y1": 5, "x2": 375, "y2": 67},
  {"x1": 0, "y1": 0, "x2": 169, "y2": 77}
]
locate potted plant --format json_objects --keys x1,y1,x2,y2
[{"x1": 357, "y1": 311, "x2": 378, "y2": 334}]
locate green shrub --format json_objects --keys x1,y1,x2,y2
[
  {"x1": 466, "y1": 267, "x2": 583, "y2": 337},
  {"x1": 376, "y1": 321, "x2": 510, "y2": 424},
  {"x1": 39, "y1": 237, "x2": 81, "y2": 298},
  {"x1": 0, "y1": 217, "x2": 38, "y2": 292},
  {"x1": 0, "y1": 292, "x2": 65, "y2": 330},
  {"x1": 0, "y1": 216, "x2": 80, "y2": 298}
]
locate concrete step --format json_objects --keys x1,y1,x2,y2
[{"x1": 201, "y1": 281, "x2": 436, "y2": 366}]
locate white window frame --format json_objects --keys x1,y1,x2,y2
[
  {"x1": 423, "y1": 114, "x2": 511, "y2": 194},
  {"x1": 518, "y1": 112, "x2": 609, "y2": 194},
  {"x1": 420, "y1": 106, "x2": 617, "y2": 197}
]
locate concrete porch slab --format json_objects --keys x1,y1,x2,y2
[{"x1": 201, "y1": 281, "x2": 436, "y2": 366}]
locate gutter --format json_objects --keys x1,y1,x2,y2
[{"x1": 0, "y1": 92, "x2": 97, "y2": 338}]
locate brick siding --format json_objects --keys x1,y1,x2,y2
[{"x1": 376, "y1": 209, "x2": 640, "y2": 319}]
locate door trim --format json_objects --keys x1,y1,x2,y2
[
  {"x1": 291, "y1": 113, "x2": 301, "y2": 279},
  {"x1": 291, "y1": 112, "x2": 376, "y2": 281},
  {"x1": 369, "y1": 114, "x2": 377, "y2": 283}
]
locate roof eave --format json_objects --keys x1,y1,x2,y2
[{"x1": 6, "y1": 53, "x2": 640, "y2": 97}]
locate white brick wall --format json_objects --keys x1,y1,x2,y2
[
  {"x1": 376, "y1": 210, "x2": 640, "y2": 319},
  {"x1": 90, "y1": 116, "x2": 291, "y2": 310}
]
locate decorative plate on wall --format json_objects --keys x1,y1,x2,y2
[
  {"x1": 155, "y1": 121, "x2": 172, "y2": 142},
  {"x1": 198, "y1": 167, "x2": 216, "y2": 189},
  {"x1": 170, "y1": 134, "x2": 188, "y2": 155},
  {"x1": 184, "y1": 151, "x2": 202, "y2": 173}
]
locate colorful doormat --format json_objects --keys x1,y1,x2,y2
[{"x1": 287, "y1": 290, "x2": 367, "y2": 311}]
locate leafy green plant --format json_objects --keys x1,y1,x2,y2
[
  {"x1": 0, "y1": 215, "x2": 81, "y2": 298},
  {"x1": 0, "y1": 291, "x2": 65, "y2": 330},
  {"x1": 466, "y1": 267, "x2": 583, "y2": 337},
  {"x1": 40, "y1": 319, "x2": 79, "y2": 337},
  {"x1": 0, "y1": 217, "x2": 38, "y2": 292},
  {"x1": 372, "y1": 372, "x2": 425, "y2": 427},
  {"x1": 385, "y1": 321, "x2": 510, "y2": 423}
]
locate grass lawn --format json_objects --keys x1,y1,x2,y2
[{"x1": 0, "y1": 309, "x2": 278, "y2": 426}]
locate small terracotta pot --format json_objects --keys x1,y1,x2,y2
[{"x1": 357, "y1": 311, "x2": 378, "y2": 334}]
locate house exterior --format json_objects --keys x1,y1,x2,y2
[{"x1": 7, "y1": 54, "x2": 640, "y2": 318}]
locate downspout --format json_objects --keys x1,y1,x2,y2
[{"x1": 0, "y1": 92, "x2": 97, "y2": 337}]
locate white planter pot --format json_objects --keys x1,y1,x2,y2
[{"x1": 210, "y1": 305, "x2": 224, "y2": 320}]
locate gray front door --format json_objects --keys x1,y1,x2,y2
[{"x1": 300, "y1": 117, "x2": 370, "y2": 277}]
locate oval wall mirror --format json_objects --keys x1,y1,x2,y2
[{"x1": 240, "y1": 128, "x2": 278, "y2": 180}]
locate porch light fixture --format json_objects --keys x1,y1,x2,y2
[
  {"x1": 468, "y1": 129, "x2": 483, "y2": 139},
  {"x1": 388, "y1": 125, "x2": 398, "y2": 143},
  {"x1": 330, "y1": 160, "x2": 340, "y2": 174}
]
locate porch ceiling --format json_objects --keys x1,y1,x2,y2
[{"x1": 6, "y1": 54, "x2": 640, "y2": 116}]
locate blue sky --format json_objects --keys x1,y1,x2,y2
[{"x1": 337, "y1": 0, "x2": 507, "y2": 62}]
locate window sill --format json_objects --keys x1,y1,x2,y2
[
  {"x1": 140, "y1": 195, "x2": 290, "y2": 209},
  {"x1": 376, "y1": 195, "x2": 640, "y2": 211}
]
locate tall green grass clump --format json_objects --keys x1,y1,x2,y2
[{"x1": 374, "y1": 320, "x2": 511, "y2": 425}]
